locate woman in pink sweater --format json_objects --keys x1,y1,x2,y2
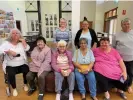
[
  {"x1": 26, "y1": 36, "x2": 51, "y2": 100},
  {"x1": 52, "y1": 40, "x2": 75, "y2": 100}
]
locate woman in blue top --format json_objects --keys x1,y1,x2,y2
[
  {"x1": 73, "y1": 38, "x2": 98, "y2": 100},
  {"x1": 53, "y1": 18, "x2": 71, "y2": 49},
  {"x1": 74, "y1": 17, "x2": 98, "y2": 49}
]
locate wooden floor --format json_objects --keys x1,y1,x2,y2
[{"x1": 0, "y1": 67, "x2": 133, "y2": 100}]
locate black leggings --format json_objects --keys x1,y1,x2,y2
[
  {"x1": 95, "y1": 71, "x2": 129, "y2": 92},
  {"x1": 6, "y1": 64, "x2": 29, "y2": 89},
  {"x1": 124, "y1": 61, "x2": 133, "y2": 87}
]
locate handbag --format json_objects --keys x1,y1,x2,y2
[{"x1": 76, "y1": 50, "x2": 90, "y2": 73}]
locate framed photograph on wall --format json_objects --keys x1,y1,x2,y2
[
  {"x1": 31, "y1": 20, "x2": 34, "y2": 31},
  {"x1": 46, "y1": 27, "x2": 49, "y2": 38},
  {"x1": 45, "y1": 14, "x2": 49, "y2": 26},
  {"x1": 50, "y1": 27, "x2": 53, "y2": 38},
  {"x1": 49, "y1": 14, "x2": 53, "y2": 20},
  {"x1": 54, "y1": 14, "x2": 57, "y2": 26},
  {"x1": 35, "y1": 20, "x2": 39, "y2": 31}
]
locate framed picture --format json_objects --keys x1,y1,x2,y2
[
  {"x1": 50, "y1": 27, "x2": 53, "y2": 38},
  {"x1": 49, "y1": 14, "x2": 53, "y2": 20},
  {"x1": 50, "y1": 20, "x2": 53, "y2": 26},
  {"x1": 31, "y1": 20, "x2": 35, "y2": 31},
  {"x1": 35, "y1": 20, "x2": 39, "y2": 31},
  {"x1": 46, "y1": 27, "x2": 49, "y2": 38},
  {"x1": 45, "y1": 14, "x2": 49, "y2": 26}
]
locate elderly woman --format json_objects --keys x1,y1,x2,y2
[
  {"x1": 93, "y1": 37, "x2": 129, "y2": 100},
  {"x1": 113, "y1": 18, "x2": 133, "y2": 93},
  {"x1": 51, "y1": 40, "x2": 75, "y2": 100},
  {"x1": 74, "y1": 17, "x2": 98, "y2": 49},
  {"x1": 53, "y1": 18, "x2": 71, "y2": 49},
  {"x1": 73, "y1": 38, "x2": 98, "y2": 100},
  {"x1": 26, "y1": 36, "x2": 51, "y2": 100},
  {"x1": 0, "y1": 28, "x2": 29, "y2": 96}
]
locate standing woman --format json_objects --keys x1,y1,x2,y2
[
  {"x1": 0, "y1": 28, "x2": 29, "y2": 96},
  {"x1": 53, "y1": 18, "x2": 71, "y2": 49},
  {"x1": 74, "y1": 17, "x2": 98, "y2": 49},
  {"x1": 113, "y1": 18, "x2": 133, "y2": 93}
]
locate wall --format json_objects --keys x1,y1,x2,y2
[
  {"x1": 0, "y1": 1, "x2": 28, "y2": 36},
  {"x1": 116, "y1": 1, "x2": 133, "y2": 32},
  {"x1": 94, "y1": 0, "x2": 104, "y2": 33},
  {"x1": 104, "y1": 1, "x2": 118, "y2": 12},
  {"x1": 41, "y1": 1, "x2": 59, "y2": 41},
  {"x1": 80, "y1": 1, "x2": 96, "y2": 28}
]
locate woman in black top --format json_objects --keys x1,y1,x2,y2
[{"x1": 74, "y1": 18, "x2": 98, "y2": 49}]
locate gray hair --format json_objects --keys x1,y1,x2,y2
[
  {"x1": 7, "y1": 28, "x2": 22, "y2": 42},
  {"x1": 79, "y1": 38, "x2": 88, "y2": 45},
  {"x1": 121, "y1": 18, "x2": 131, "y2": 25},
  {"x1": 60, "y1": 18, "x2": 67, "y2": 23}
]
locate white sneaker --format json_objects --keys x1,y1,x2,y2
[
  {"x1": 23, "y1": 84, "x2": 29, "y2": 92},
  {"x1": 69, "y1": 93, "x2": 74, "y2": 100},
  {"x1": 56, "y1": 94, "x2": 61, "y2": 100},
  {"x1": 13, "y1": 89, "x2": 18, "y2": 96}
]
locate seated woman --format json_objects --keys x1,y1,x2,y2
[
  {"x1": 73, "y1": 38, "x2": 98, "y2": 100},
  {"x1": 26, "y1": 36, "x2": 51, "y2": 100},
  {"x1": 93, "y1": 37, "x2": 128, "y2": 100},
  {"x1": 51, "y1": 40, "x2": 75, "y2": 100},
  {"x1": 0, "y1": 28, "x2": 29, "y2": 96}
]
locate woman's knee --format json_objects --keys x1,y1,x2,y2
[{"x1": 26, "y1": 72, "x2": 34, "y2": 81}]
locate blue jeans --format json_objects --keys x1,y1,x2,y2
[{"x1": 75, "y1": 68, "x2": 97, "y2": 97}]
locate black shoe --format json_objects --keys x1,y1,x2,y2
[
  {"x1": 27, "y1": 88, "x2": 36, "y2": 96},
  {"x1": 38, "y1": 94, "x2": 44, "y2": 100}
]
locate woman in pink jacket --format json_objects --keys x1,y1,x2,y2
[
  {"x1": 26, "y1": 36, "x2": 51, "y2": 100},
  {"x1": 52, "y1": 40, "x2": 75, "y2": 100}
]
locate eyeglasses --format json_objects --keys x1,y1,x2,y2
[{"x1": 58, "y1": 46, "x2": 66, "y2": 48}]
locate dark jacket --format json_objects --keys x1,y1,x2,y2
[{"x1": 74, "y1": 28, "x2": 98, "y2": 48}]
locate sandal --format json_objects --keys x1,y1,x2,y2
[
  {"x1": 103, "y1": 97, "x2": 110, "y2": 100},
  {"x1": 82, "y1": 98, "x2": 86, "y2": 100},
  {"x1": 91, "y1": 96, "x2": 98, "y2": 100},
  {"x1": 128, "y1": 87, "x2": 133, "y2": 94},
  {"x1": 119, "y1": 92, "x2": 127, "y2": 100}
]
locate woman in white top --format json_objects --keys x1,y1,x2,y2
[{"x1": 0, "y1": 28, "x2": 30, "y2": 96}]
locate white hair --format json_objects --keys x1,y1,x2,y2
[
  {"x1": 7, "y1": 28, "x2": 22, "y2": 42},
  {"x1": 57, "y1": 40, "x2": 67, "y2": 47}
]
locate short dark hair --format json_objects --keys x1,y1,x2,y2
[
  {"x1": 36, "y1": 36, "x2": 46, "y2": 44},
  {"x1": 100, "y1": 37, "x2": 110, "y2": 42}
]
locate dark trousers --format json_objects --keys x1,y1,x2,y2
[
  {"x1": 124, "y1": 61, "x2": 133, "y2": 87},
  {"x1": 26, "y1": 71, "x2": 49, "y2": 94},
  {"x1": 95, "y1": 71, "x2": 128, "y2": 92},
  {"x1": 6, "y1": 64, "x2": 29, "y2": 89}
]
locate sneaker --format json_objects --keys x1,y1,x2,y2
[
  {"x1": 38, "y1": 94, "x2": 44, "y2": 100},
  {"x1": 69, "y1": 93, "x2": 74, "y2": 100},
  {"x1": 13, "y1": 89, "x2": 18, "y2": 96},
  {"x1": 56, "y1": 94, "x2": 61, "y2": 100},
  {"x1": 23, "y1": 84, "x2": 29, "y2": 92},
  {"x1": 27, "y1": 88, "x2": 36, "y2": 96}
]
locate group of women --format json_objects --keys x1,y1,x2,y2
[{"x1": 0, "y1": 17, "x2": 133, "y2": 100}]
